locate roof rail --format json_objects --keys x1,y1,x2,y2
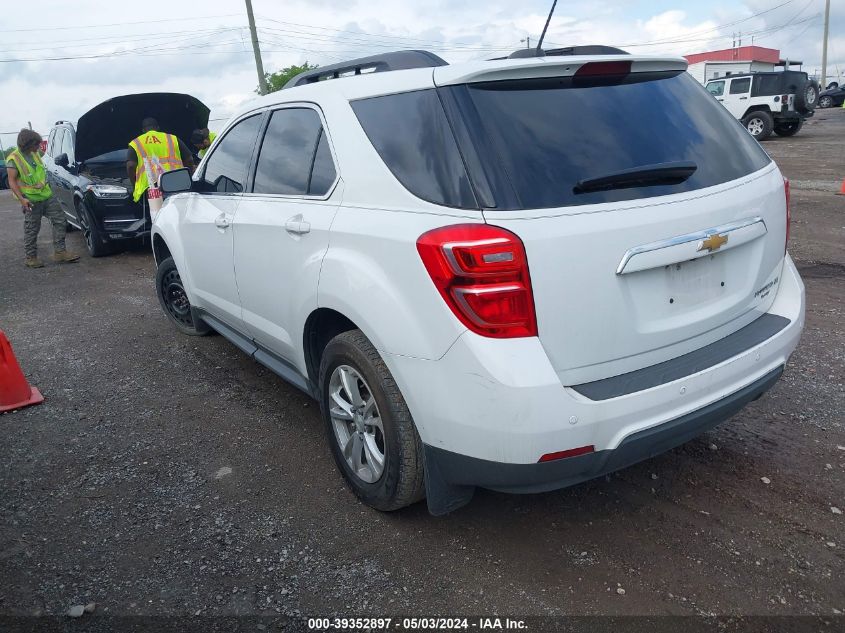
[
  {"x1": 54, "y1": 120, "x2": 73, "y2": 126},
  {"x1": 283, "y1": 50, "x2": 448, "y2": 89}
]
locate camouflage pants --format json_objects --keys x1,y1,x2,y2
[{"x1": 23, "y1": 196, "x2": 66, "y2": 258}]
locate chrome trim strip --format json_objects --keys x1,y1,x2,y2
[{"x1": 615, "y1": 216, "x2": 765, "y2": 275}]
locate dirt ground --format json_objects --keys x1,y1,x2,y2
[{"x1": 0, "y1": 109, "x2": 843, "y2": 629}]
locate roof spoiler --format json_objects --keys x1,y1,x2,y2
[
  {"x1": 283, "y1": 50, "x2": 448, "y2": 89},
  {"x1": 490, "y1": 45, "x2": 630, "y2": 61}
]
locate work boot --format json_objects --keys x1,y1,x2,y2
[
  {"x1": 24, "y1": 257, "x2": 45, "y2": 269},
  {"x1": 53, "y1": 251, "x2": 80, "y2": 263}
]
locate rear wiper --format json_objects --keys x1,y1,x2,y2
[{"x1": 573, "y1": 161, "x2": 697, "y2": 194}]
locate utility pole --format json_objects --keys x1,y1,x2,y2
[
  {"x1": 821, "y1": 0, "x2": 831, "y2": 88},
  {"x1": 245, "y1": 0, "x2": 268, "y2": 95}
]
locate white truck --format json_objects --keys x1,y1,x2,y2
[{"x1": 705, "y1": 71, "x2": 818, "y2": 140}]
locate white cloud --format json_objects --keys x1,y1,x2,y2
[{"x1": 2, "y1": 0, "x2": 842, "y2": 147}]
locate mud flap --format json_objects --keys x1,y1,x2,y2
[{"x1": 423, "y1": 446, "x2": 475, "y2": 516}]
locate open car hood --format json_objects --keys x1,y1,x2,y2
[{"x1": 75, "y1": 92, "x2": 209, "y2": 163}]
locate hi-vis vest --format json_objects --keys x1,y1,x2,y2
[
  {"x1": 129, "y1": 130, "x2": 183, "y2": 202},
  {"x1": 198, "y1": 131, "x2": 216, "y2": 158},
  {"x1": 7, "y1": 149, "x2": 52, "y2": 202}
]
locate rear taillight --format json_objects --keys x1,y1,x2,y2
[
  {"x1": 784, "y1": 177, "x2": 790, "y2": 254},
  {"x1": 417, "y1": 224, "x2": 537, "y2": 338}
]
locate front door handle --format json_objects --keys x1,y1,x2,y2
[
  {"x1": 214, "y1": 214, "x2": 230, "y2": 229},
  {"x1": 739, "y1": 97, "x2": 748, "y2": 100},
  {"x1": 285, "y1": 215, "x2": 311, "y2": 235}
]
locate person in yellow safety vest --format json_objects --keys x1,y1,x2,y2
[
  {"x1": 190, "y1": 128, "x2": 217, "y2": 159},
  {"x1": 126, "y1": 117, "x2": 194, "y2": 204},
  {"x1": 5, "y1": 128, "x2": 80, "y2": 268}
]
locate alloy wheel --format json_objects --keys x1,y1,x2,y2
[
  {"x1": 747, "y1": 118, "x2": 765, "y2": 136},
  {"x1": 819, "y1": 96, "x2": 833, "y2": 108},
  {"x1": 77, "y1": 206, "x2": 93, "y2": 251},
  {"x1": 328, "y1": 365, "x2": 386, "y2": 484}
]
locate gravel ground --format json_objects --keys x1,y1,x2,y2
[{"x1": 1, "y1": 109, "x2": 843, "y2": 630}]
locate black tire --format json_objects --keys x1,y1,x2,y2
[
  {"x1": 819, "y1": 95, "x2": 834, "y2": 108},
  {"x1": 155, "y1": 256, "x2": 211, "y2": 336},
  {"x1": 319, "y1": 329, "x2": 425, "y2": 511},
  {"x1": 77, "y1": 201, "x2": 113, "y2": 258},
  {"x1": 795, "y1": 79, "x2": 819, "y2": 113},
  {"x1": 774, "y1": 119, "x2": 803, "y2": 137},
  {"x1": 742, "y1": 110, "x2": 774, "y2": 141}
]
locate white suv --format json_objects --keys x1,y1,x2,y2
[
  {"x1": 705, "y1": 71, "x2": 818, "y2": 140},
  {"x1": 152, "y1": 50, "x2": 805, "y2": 515}
]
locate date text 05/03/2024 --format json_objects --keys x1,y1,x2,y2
[{"x1": 307, "y1": 617, "x2": 528, "y2": 630}]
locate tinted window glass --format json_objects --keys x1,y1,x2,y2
[
  {"x1": 352, "y1": 90, "x2": 476, "y2": 208},
  {"x1": 253, "y1": 108, "x2": 322, "y2": 195},
  {"x1": 706, "y1": 81, "x2": 725, "y2": 96},
  {"x1": 457, "y1": 72, "x2": 771, "y2": 209},
  {"x1": 51, "y1": 129, "x2": 65, "y2": 157},
  {"x1": 60, "y1": 129, "x2": 75, "y2": 163},
  {"x1": 308, "y1": 130, "x2": 336, "y2": 195},
  {"x1": 729, "y1": 78, "x2": 751, "y2": 94},
  {"x1": 202, "y1": 114, "x2": 262, "y2": 193},
  {"x1": 754, "y1": 74, "x2": 781, "y2": 96}
]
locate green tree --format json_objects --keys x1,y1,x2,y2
[{"x1": 260, "y1": 62, "x2": 318, "y2": 94}]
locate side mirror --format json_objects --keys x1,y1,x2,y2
[
  {"x1": 54, "y1": 153, "x2": 69, "y2": 168},
  {"x1": 159, "y1": 168, "x2": 192, "y2": 196}
]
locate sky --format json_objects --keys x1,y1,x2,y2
[{"x1": 1, "y1": 0, "x2": 843, "y2": 149}]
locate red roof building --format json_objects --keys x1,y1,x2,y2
[{"x1": 685, "y1": 46, "x2": 781, "y2": 65}]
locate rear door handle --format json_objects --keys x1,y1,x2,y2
[
  {"x1": 285, "y1": 215, "x2": 311, "y2": 235},
  {"x1": 214, "y1": 214, "x2": 230, "y2": 229},
  {"x1": 739, "y1": 97, "x2": 748, "y2": 100}
]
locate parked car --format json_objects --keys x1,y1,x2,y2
[
  {"x1": 152, "y1": 50, "x2": 805, "y2": 515},
  {"x1": 705, "y1": 71, "x2": 818, "y2": 140},
  {"x1": 818, "y1": 82, "x2": 845, "y2": 108},
  {"x1": 43, "y1": 93, "x2": 209, "y2": 256}
]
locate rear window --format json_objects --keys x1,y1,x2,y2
[
  {"x1": 458, "y1": 72, "x2": 771, "y2": 209},
  {"x1": 353, "y1": 71, "x2": 770, "y2": 211}
]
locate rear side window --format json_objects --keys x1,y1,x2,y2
[
  {"x1": 454, "y1": 71, "x2": 771, "y2": 209},
  {"x1": 352, "y1": 90, "x2": 476, "y2": 208},
  {"x1": 729, "y1": 78, "x2": 751, "y2": 94},
  {"x1": 253, "y1": 108, "x2": 323, "y2": 196},
  {"x1": 202, "y1": 114, "x2": 263, "y2": 193}
]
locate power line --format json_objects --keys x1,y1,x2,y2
[
  {"x1": 0, "y1": 14, "x2": 241, "y2": 33},
  {"x1": 0, "y1": 27, "x2": 244, "y2": 54},
  {"x1": 546, "y1": 0, "x2": 799, "y2": 50}
]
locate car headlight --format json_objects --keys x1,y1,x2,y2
[{"x1": 87, "y1": 184, "x2": 128, "y2": 198}]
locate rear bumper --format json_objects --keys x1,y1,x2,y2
[
  {"x1": 424, "y1": 365, "x2": 782, "y2": 512},
  {"x1": 382, "y1": 255, "x2": 805, "y2": 514}
]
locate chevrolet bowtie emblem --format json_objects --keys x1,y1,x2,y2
[{"x1": 698, "y1": 233, "x2": 729, "y2": 253}]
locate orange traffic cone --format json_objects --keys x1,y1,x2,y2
[
  {"x1": 0, "y1": 330, "x2": 44, "y2": 412},
  {"x1": 837, "y1": 178, "x2": 845, "y2": 196}
]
